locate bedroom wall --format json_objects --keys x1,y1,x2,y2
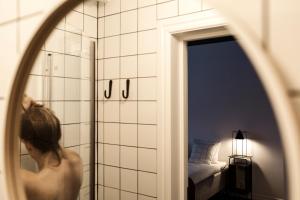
[{"x1": 188, "y1": 39, "x2": 285, "y2": 199}]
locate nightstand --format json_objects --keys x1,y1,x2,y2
[{"x1": 227, "y1": 155, "x2": 252, "y2": 199}]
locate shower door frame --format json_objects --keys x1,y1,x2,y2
[{"x1": 157, "y1": 9, "x2": 300, "y2": 200}]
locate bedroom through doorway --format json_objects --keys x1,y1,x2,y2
[{"x1": 187, "y1": 36, "x2": 285, "y2": 200}]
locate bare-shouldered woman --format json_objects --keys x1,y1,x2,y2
[{"x1": 20, "y1": 96, "x2": 83, "y2": 200}]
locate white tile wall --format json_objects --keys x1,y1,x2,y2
[
  {"x1": 104, "y1": 79, "x2": 120, "y2": 100},
  {"x1": 138, "y1": 195, "x2": 156, "y2": 200},
  {"x1": 120, "y1": 56, "x2": 138, "y2": 78},
  {"x1": 179, "y1": 0, "x2": 202, "y2": 15},
  {"x1": 120, "y1": 101, "x2": 138, "y2": 123},
  {"x1": 120, "y1": 124, "x2": 138, "y2": 146},
  {"x1": 105, "y1": 14, "x2": 121, "y2": 37},
  {"x1": 157, "y1": 0, "x2": 178, "y2": 19},
  {"x1": 138, "y1": 125, "x2": 156, "y2": 148},
  {"x1": 65, "y1": 101, "x2": 81, "y2": 123},
  {"x1": 138, "y1": 54, "x2": 156, "y2": 77},
  {"x1": 138, "y1": 78, "x2": 156, "y2": 100},
  {"x1": 138, "y1": 6, "x2": 157, "y2": 31},
  {"x1": 121, "y1": 10, "x2": 138, "y2": 34},
  {"x1": 65, "y1": 32, "x2": 82, "y2": 56},
  {"x1": 0, "y1": 0, "x2": 17, "y2": 23},
  {"x1": 138, "y1": 148, "x2": 156, "y2": 172},
  {"x1": 64, "y1": 124, "x2": 81, "y2": 147},
  {"x1": 121, "y1": 33, "x2": 138, "y2": 56},
  {"x1": 65, "y1": 55, "x2": 81, "y2": 78},
  {"x1": 138, "y1": 30, "x2": 157, "y2": 54},
  {"x1": 45, "y1": 29, "x2": 65, "y2": 53},
  {"x1": 84, "y1": 15, "x2": 97, "y2": 38},
  {"x1": 104, "y1": 58, "x2": 120, "y2": 79},
  {"x1": 104, "y1": 123, "x2": 120, "y2": 144},
  {"x1": 98, "y1": 164, "x2": 104, "y2": 185},
  {"x1": 84, "y1": 0, "x2": 98, "y2": 17},
  {"x1": 138, "y1": 102, "x2": 156, "y2": 124},
  {"x1": 121, "y1": 0, "x2": 138, "y2": 11},
  {"x1": 138, "y1": 0, "x2": 156, "y2": 8},
  {"x1": 104, "y1": 36, "x2": 120, "y2": 58},
  {"x1": 104, "y1": 187, "x2": 120, "y2": 200},
  {"x1": 138, "y1": 172, "x2": 157, "y2": 196},
  {"x1": 121, "y1": 191, "x2": 137, "y2": 200},
  {"x1": 66, "y1": 11, "x2": 83, "y2": 34},
  {"x1": 65, "y1": 78, "x2": 81, "y2": 100},
  {"x1": 104, "y1": 144, "x2": 120, "y2": 166},
  {"x1": 121, "y1": 169, "x2": 138, "y2": 192},
  {"x1": 98, "y1": 18, "x2": 105, "y2": 38},
  {"x1": 120, "y1": 146, "x2": 137, "y2": 169},
  {"x1": 104, "y1": 166, "x2": 120, "y2": 188},
  {"x1": 121, "y1": 78, "x2": 137, "y2": 100},
  {"x1": 104, "y1": 0, "x2": 121, "y2": 15}
]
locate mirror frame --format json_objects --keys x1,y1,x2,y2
[{"x1": 3, "y1": 0, "x2": 300, "y2": 199}]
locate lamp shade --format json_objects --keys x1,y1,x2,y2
[{"x1": 235, "y1": 129, "x2": 244, "y2": 140}]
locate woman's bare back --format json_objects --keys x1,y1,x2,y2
[{"x1": 22, "y1": 149, "x2": 83, "y2": 200}]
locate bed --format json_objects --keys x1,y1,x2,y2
[
  {"x1": 188, "y1": 161, "x2": 228, "y2": 200},
  {"x1": 188, "y1": 140, "x2": 228, "y2": 200}
]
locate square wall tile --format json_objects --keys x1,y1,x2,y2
[
  {"x1": 80, "y1": 144, "x2": 90, "y2": 165},
  {"x1": 121, "y1": 191, "x2": 137, "y2": 200},
  {"x1": 84, "y1": 15, "x2": 97, "y2": 38},
  {"x1": 98, "y1": 164, "x2": 104, "y2": 185},
  {"x1": 138, "y1": 30, "x2": 157, "y2": 54},
  {"x1": 51, "y1": 77, "x2": 65, "y2": 100},
  {"x1": 74, "y1": 1, "x2": 84, "y2": 13},
  {"x1": 121, "y1": 10, "x2": 138, "y2": 34},
  {"x1": 104, "y1": 36, "x2": 120, "y2": 58},
  {"x1": 121, "y1": 169, "x2": 138, "y2": 193},
  {"x1": 45, "y1": 29, "x2": 65, "y2": 53},
  {"x1": 104, "y1": 123, "x2": 120, "y2": 144},
  {"x1": 138, "y1": 54, "x2": 156, "y2": 77},
  {"x1": 84, "y1": 0, "x2": 98, "y2": 17},
  {"x1": 65, "y1": 101, "x2": 80, "y2": 123},
  {"x1": 138, "y1": 0, "x2": 156, "y2": 7},
  {"x1": 104, "y1": 58, "x2": 120, "y2": 79},
  {"x1": 121, "y1": 33, "x2": 138, "y2": 56},
  {"x1": 98, "y1": 80, "x2": 104, "y2": 101},
  {"x1": 121, "y1": 0, "x2": 138, "y2": 11},
  {"x1": 98, "y1": 101, "x2": 104, "y2": 122},
  {"x1": 26, "y1": 75, "x2": 43, "y2": 101},
  {"x1": 105, "y1": 14, "x2": 121, "y2": 37},
  {"x1": 138, "y1": 172, "x2": 157, "y2": 197},
  {"x1": 138, "y1": 102, "x2": 156, "y2": 124},
  {"x1": 104, "y1": 144, "x2": 120, "y2": 166},
  {"x1": 104, "y1": 166, "x2": 120, "y2": 188},
  {"x1": 121, "y1": 56, "x2": 137, "y2": 78},
  {"x1": 65, "y1": 32, "x2": 82, "y2": 56},
  {"x1": 138, "y1": 148, "x2": 157, "y2": 172},
  {"x1": 98, "y1": 122, "x2": 104, "y2": 143},
  {"x1": 120, "y1": 146, "x2": 137, "y2": 169},
  {"x1": 65, "y1": 55, "x2": 81, "y2": 78},
  {"x1": 138, "y1": 6, "x2": 157, "y2": 31},
  {"x1": 98, "y1": 39, "x2": 104, "y2": 59},
  {"x1": 104, "y1": 187, "x2": 120, "y2": 200},
  {"x1": 30, "y1": 51, "x2": 45, "y2": 76},
  {"x1": 179, "y1": 0, "x2": 201, "y2": 15},
  {"x1": 65, "y1": 78, "x2": 80, "y2": 100},
  {"x1": 81, "y1": 58, "x2": 90, "y2": 79},
  {"x1": 51, "y1": 102, "x2": 64, "y2": 123},
  {"x1": 98, "y1": 59, "x2": 104, "y2": 80},
  {"x1": 138, "y1": 125, "x2": 156, "y2": 148},
  {"x1": 80, "y1": 122, "x2": 90, "y2": 144},
  {"x1": 120, "y1": 101, "x2": 137, "y2": 123},
  {"x1": 81, "y1": 80, "x2": 90, "y2": 100},
  {"x1": 105, "y1": 0, "x2": 121, "y2": 15},
  {"x1": 157, "y1": 0, "x2": 178, "y2": 19},
  {"x1": 80, "y1": 101, "x2": 90, "y2": 122},
  {"x1": 120, "y1": 124, "x2": 138, "y2": 146},
  {"x1": 56, "y1": 17, "x2": 65, "y2": 30},
  {"x1": 64, "y1": 124, "x2": 80, "y2": 147},
  {"x1": 138, "y1": 78, "x2": 156, "y2": 100},
  {"x1": 98, "y1": 18, "x2": 105, "y2": 38},
  {"x1": 104, "y1": 101, "x2": 119, "y2": 122},
  {"x1": 98, "y1": 143, "x2": 104, "y2": 163},
  {"x1": 120, "y1": 78, "x2": 137, "y2": 100},
  {"x1": 66, "y1": 11, "x2": 83, "y2": 34},
  {"x1": 0, "y1": 0, "x2": 17, "y2": 23}
]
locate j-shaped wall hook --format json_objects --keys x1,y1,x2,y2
[
  {"x1": 122, "y1": 79, "x2": 130, "y2": 99},
  {"x1": 104, "y1": 80, "x2": 113, "y2": 99}
]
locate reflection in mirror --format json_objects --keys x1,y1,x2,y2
[
  {"x1": 187, "y1": 37, "x2": 286, "y2": 199},
  {"x1": 20, "y1": 1, "x2": 97, "y2": 199}
]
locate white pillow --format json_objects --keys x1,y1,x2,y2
[{"x1": 189, "y1": 140, "x2": 221, "y2": 164}]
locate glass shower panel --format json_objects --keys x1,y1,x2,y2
[{"x1": 21, "y1": 16, "x2": 96, "y2": 200}]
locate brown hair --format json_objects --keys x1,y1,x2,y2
[{"x1": 20, "y1": 104, "x2": 62, "y2": 163}]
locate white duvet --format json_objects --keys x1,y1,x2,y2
[{"x1": 188, "y1": 161, "x2": 227, "y2": 184}]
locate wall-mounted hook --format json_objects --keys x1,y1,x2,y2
[
  {"x1": 122, "y1": 79, "x2": 130, "y2": 99},
  {"x1": 104, "y1": 80, "x2": 112, "y2": 99}
]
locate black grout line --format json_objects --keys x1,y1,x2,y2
[
  {"x1": 96, "y1": 163, "x2": 157, "y2": 175},
  {"x1": 28, "y1": 73, "x2": 90, "y2": 80},
  {"x1": 96, "y1": 51, "x2": 157, "y2": 59},
  {"x1": 98, "y1": 185, "x2": 157, "y2": 198},
  {"x1": 97, "y1": 142, "x2": 157, "y2": 150}
]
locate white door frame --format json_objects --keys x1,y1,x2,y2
[{"x1": 157, "y1": 9, "x2": 300, "y2": 200}]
